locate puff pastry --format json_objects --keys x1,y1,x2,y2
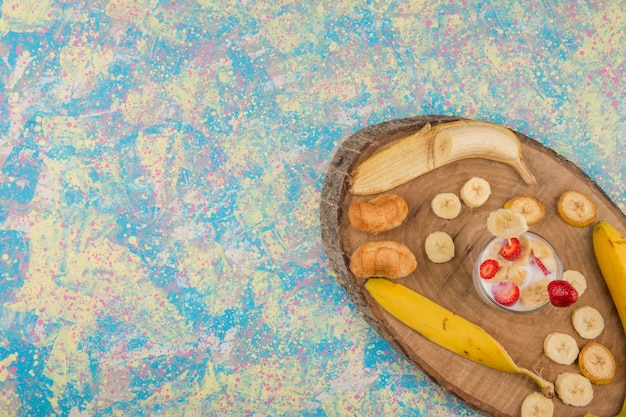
[
  {"x1": 349, "y1": 240, "x2": 417, "y2": 279},
  {"x1": 348, "y1": 194, "x2": 408, "y2": 234}
]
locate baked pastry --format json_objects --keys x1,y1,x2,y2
[
  {"x1": 349, "y1": 241, "x2": 417, "y2": 279},
  {"x1": 348, "y1": 194, "x2": 408, "y2": 234}
]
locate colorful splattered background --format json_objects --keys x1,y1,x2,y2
[{"x1": 0, "y1": 0, "x2": 623, "y2": 416}]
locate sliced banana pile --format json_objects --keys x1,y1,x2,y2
[
  {"x1": 540, "y1": 303, "x2": 617, "y2": 412},
  {"x1": 427, "y1": 176, "x2": 492, "y2": 262}
]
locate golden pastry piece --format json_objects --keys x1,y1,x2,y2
[
  {"x1": 349, "y1": 241, "x2": 417, "y2": 279},
  {"x1": 348, "y1": 194, "x2": 408, "y2": 234}
]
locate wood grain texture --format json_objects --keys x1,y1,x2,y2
[{"x1": 320, "y1": 115, "x2": 626, "y2": 417}]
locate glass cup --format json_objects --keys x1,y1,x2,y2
[{"x1": 473, "y1": 232, "x2": 563, "y2": 313}]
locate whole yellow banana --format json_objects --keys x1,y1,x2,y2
[
  {"x1": 348, "y1": 120, "x2": 536, "y2": 195},
  {"x1": 592, "y1": 221, "x2": 626, "y2": 335},
  {"x1": 592, "y1": 221, "x2": 626, "y2": 417},
  {"x1": 364, "y1": 278, "x2": 554, "y2": 398}
]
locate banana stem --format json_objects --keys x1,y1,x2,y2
[{"x1": 518, "y1": 367, "x2": 555, "y2": 398}]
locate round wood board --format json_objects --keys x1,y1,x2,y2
[{"x1": 320, "y1": 115, "x2": 626, "y2": 417}]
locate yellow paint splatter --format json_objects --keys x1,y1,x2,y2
[
  {"x1": 117, "y1": 83, "x2": 172, "y2": 126},
  {"x1": 0, "y1": 379, "x2": 21, "y2": 416},
  {"x1": 44, "y1": 325, "x2": 91, "y2": 410},
  {"x1": 104, "y1": 0, "x2": 151, "y2": 23},
  {"x1": 57, "y1": 40, "x2": 113, "y2": 101},
  {"x1": 0, "y1": 0, "x2": 60, "y2": 34},
  {"x1": 162, "y1": 57, "x2": 232, "y2": 124},
  {"x1": 0, "y1": 353, "x2": 18, "y2": 382}
]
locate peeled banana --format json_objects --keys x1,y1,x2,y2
[
  {"x1": 348, "y1": 120, "x2": 536, "y2": 195},
  {"x1": 592, "y1": 221, "x2": 626, "y2": 335},
  {"x1": 364, "y1": 278, "x2": 555, "y2": 397}
]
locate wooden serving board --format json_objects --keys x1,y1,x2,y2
[{"x1": 320, "y1": 115, "x2": 626, "y2": 417}]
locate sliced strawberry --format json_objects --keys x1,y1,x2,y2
[
  {"x1": 534, "y1": 256, "x2": 550, "y2": 275},
  {"x1": 479, "y1": 259, "x2": 499, "y2": 279},
  {"x1": 499, "y1": 237, "x2": 521, "y2": 261},
  {"x1": 548, "y1": 280, "x2": 578, "y2": 307},
  {"x1": 491, "y1": 281, "x2": 520, "y2": 306}
]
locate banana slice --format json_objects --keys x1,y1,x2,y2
[
  {"x1": 519, "y1": 278, "x2": 551, "y2": 310},
  {"x1": 538, "y1": 256, "x2": 558, "y2": 274},
  {"x1": 487, "y1": 208, "x2": 529, "y2": 239},
  {"x1": 460, "y1": 177, "x2": 491, "y2": 208},
  {"x1": 487, "y1": 241, "x2": 501, "y2": 258},
  {"x1": 431, "y1": 193, "x2": 462, "y2": 219},
  {"x1": 516, "y1": 234, "x2": 533, "y2": 264},
  {"x1": 424, "y1": 231, "x2": 455, "y2": 263},
  {"x1": 555, "y1": 372, "x2": 594, "y2": 407},
  {"x1": 543, "y1": 332, "x2": 579, "y2": 365},
  {"x1": 531, "y1": 240, "x2": 553, "y2": 258},
  {"x1": 563, "y1": 270, "x2": 587, "y2": 297},
  {"x1": 557, "y1": 190, "x2": 597, "y2": 227},
  {"x1": 508, "y1": 263, "x2": 528, "y2": 285},
  {"x1": 578, "y1": 341, "x2": 616, "y2": 385},
  {"x1": 572, "y1": 305, "x2": 605, "y2": 339},
  {"x1": 504, "y1": 195, "x2": 546, "y2": 225},
  {"x1": 520, "y1": 391, "x2": 554, "y2": 417},
  {"x1": 492, "y1": 261, "x2": 509, "y2": 282}
]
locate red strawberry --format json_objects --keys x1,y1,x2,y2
[
  {"x1": 479, "y1": 259, "x2": 499, "y2": 279},
  {"x1": 548, "y1": 280, "x2": 578, "y2": 307},
  {"x1": 499, "y1": 237, "x2": 521, "y2": 261},
  {"x1": 491, "y1": 281, "x2": 520, "y2": 306}
]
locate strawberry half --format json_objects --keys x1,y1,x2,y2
[
  {"x1": 548, "y1": 280, "x2": 578, "y2": 307},
  {"x1": 492, "y1": 281, "x2": 520, "y2": 306},
  {"x1": 479, "y1": 259, "x2": 499, "y2": 279},
  {"x1": 499, "y1": 237, "x2": 521, "y2": 261}
]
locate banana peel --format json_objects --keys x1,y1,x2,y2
[{"x1": 348, "y1": 120, "x2": 536, "y2": 195}]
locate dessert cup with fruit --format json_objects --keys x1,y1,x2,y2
[{"x1": 473, "y1": 231, "x2": 563, "y2": 313}]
